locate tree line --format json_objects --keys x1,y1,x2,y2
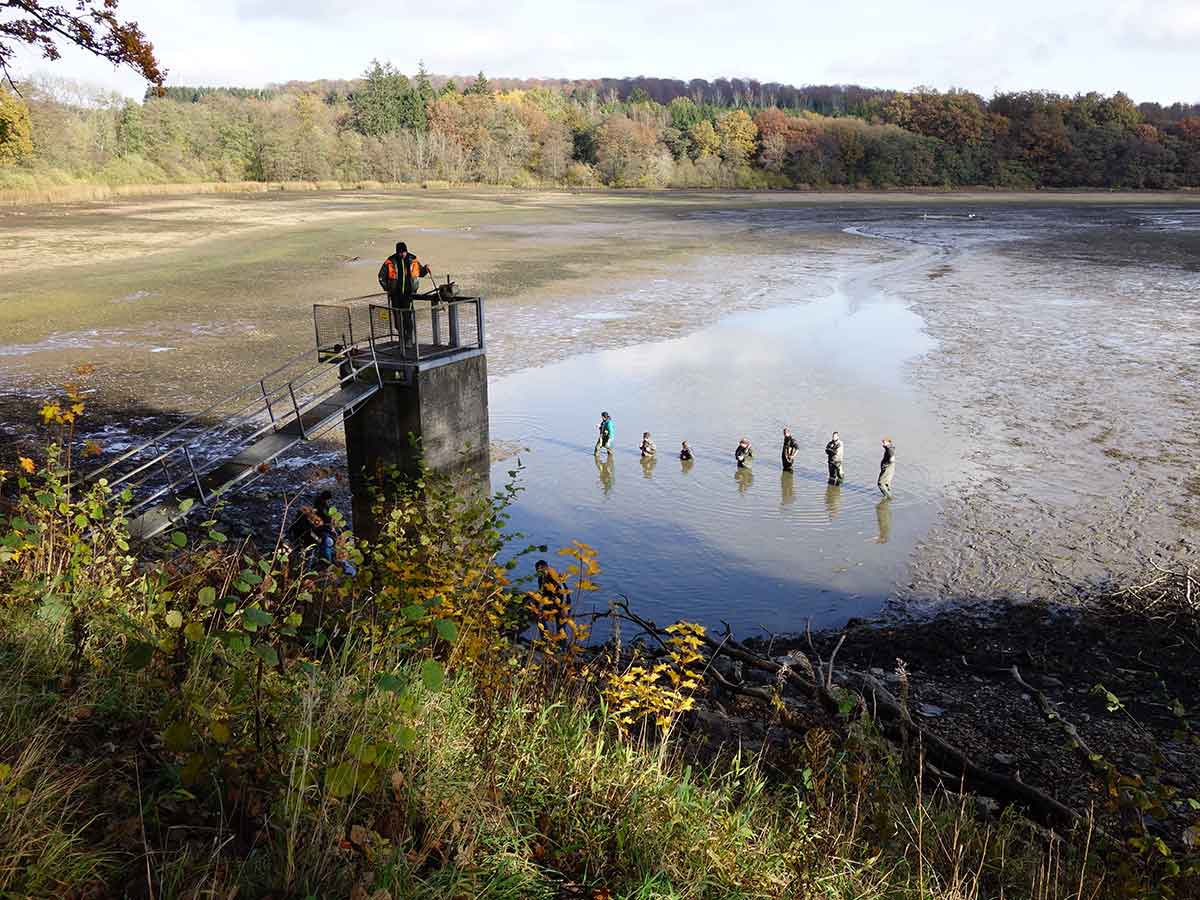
[{"x1": 3, "y1": 63, "x2": 1200, "y2": 191}]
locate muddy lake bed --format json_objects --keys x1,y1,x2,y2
[{"x1": 2, "y1": 189, "x2": 1199, "y2": 634}]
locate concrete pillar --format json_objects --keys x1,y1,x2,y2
[{"x1": 344, "y1": 351, "x2": 490, "y2": 541}]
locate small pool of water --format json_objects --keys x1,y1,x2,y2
[{"x1": 490, "y1": 282, "x2": 965, "y2": 634}]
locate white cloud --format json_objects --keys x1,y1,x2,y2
[{"x1": 5, "y1": 0, "x2": 1198, "y2": 103}]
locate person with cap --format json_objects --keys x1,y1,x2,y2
[
  {"x1": 378, "y1": 241, "x2": 432, "y2": 349},
  {"x1": 594, "y1": 411, "x2": 614, "y2": 455}
]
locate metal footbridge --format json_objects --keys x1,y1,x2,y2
[{"x1": 88, "y1": 291, "x2": 485, "y2": 540}]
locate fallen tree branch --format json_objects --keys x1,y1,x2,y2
[
  {"x1": 612, "y1": 601, "x2": 1116, "y2": 845},
  {"x1": 1011, "y1": 665, "x2": 1104, "y2": 774}
]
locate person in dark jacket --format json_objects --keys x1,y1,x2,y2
[
  {"x1": 825, "y1": 431, "x2": 844, "y2": 485},
  {"x1": 378, "y1": 242, "x2": 432, "y2": 349},
  {"x1": 878, "y1": 437, "x2": 896, "y2": 497},
  {"x1": 735, "y1": 437, "x2": 754, "y2": 468},
  {"x1": 781, "y1": 428, "x2": 799, "y2": 471}
]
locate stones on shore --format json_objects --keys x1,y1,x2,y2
[{"x1": 915, "y1": 703, "x2": 946, "y2": 718}]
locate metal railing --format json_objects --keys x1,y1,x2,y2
[
  {"x1": 367, "y1": 295, "x2": 485, "y2": 363},
  {"x1": 88, "y1": 341, "x2": 382, "y2": 524},
  {"x1": 86, "y1": 286, "x2": 485, "y2": 533}
]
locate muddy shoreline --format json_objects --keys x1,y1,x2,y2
[{"x1": 691, "y1": 575, "x2": 1200, "y2": 846}]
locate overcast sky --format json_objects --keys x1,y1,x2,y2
[{"x1": 8, "y1": 0, "x2": 1200, "y2": 104}]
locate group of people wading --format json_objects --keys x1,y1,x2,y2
[{"x1": 597, "y1": 411, "x2": 898, "y2": 497}]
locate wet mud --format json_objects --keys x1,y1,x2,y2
[{"x1": 2, "y1": 191, "x2": 1200, "y2": 631}]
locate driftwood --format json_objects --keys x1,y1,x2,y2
[{"x1": 612, "y1": 602, "x2": 1110, "y2": 845}]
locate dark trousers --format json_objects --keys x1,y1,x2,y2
[{"x1": 389, "y1": 294, "x2": 416, "y2": 350}]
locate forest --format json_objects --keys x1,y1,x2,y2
[{"x1": 2, "y1": 63, "x2": 1200, "y2": 195}]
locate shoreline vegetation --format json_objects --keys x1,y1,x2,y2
[
  {"x1": 1, "y1": 388, "x2": 1197, "y2": 899},
  {"x1": 2, "y1": 178, "x2": 1198, "y2": 209},
  {"x1": 3, "y1": 68, "x2": 1200, "y2": 209}
]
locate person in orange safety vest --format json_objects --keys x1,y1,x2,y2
[{"x1": 377, "y1": 241, "x2": 431, "y2": 350}]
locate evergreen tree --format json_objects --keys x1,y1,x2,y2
[{"x1": 465, "y1": 71, "x2": 491, "y2": 96}]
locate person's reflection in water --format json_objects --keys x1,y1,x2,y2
[
  {"x1": 595, "y1": 451, "x2": 615, "y2": 496},
  {"x1": 875, "y1": 497, "x2": 892, "y2": 544},
  {"x1": 640, "y1": 455, "x2": 657, "y2": 479},
  {"x1": 824, "y1": 483, "x2": 842, "y2": 521},
  {"x1": 680, "y1": 457, "x2": 695, "y2": 475},
  {"x1": 780, "y1": 471, "x2": 795, "y2": 506},
  {"x1": 735, "y1": 466, "x2": 754, "y2": 494}
]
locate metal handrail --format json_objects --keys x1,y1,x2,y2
[{"x1": 88, "y1": 341, "x2": 323, "y2": 482}]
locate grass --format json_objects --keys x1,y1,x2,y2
[{"x1": 0, "y1": 438, "x2": 1180, "y2": 899}]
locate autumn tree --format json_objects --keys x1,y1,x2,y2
[
  {"x1": 688, "y1": 119, "x2": 718, "y2": 158},
  {"x1": 716, "y1": 108, "x2": 757, "y2": 161},
  {"x1": 0, "y1": 84, "x2": 33, "y2": 162},
  {"x1": 1, "y1": 0, "x2": 164, "y2": 89}
]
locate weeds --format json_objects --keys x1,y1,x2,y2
[{"x1": 0, "y1": 400, "x2": 1183, "y2": 898}]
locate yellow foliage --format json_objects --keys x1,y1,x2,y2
[
  {"x1": 605, "y1": 620, "x2": 706, "y2": 736},
  {"x1": 18, "y1": 457, "x2": 35, "y2": 475}
]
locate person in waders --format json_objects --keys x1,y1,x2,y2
[
  {"x1": 878, "y1": 437, "x2": 896, "y2": 497},
  {"x1": 594, "y1": 411, "x2": 614, "y2": 454},
  {"x1": 781, "y1": 428, "x2": 799, "y2": 472},
  {"x1": 825, "y1": 431, "x2": 845, "y2": 485},
  {"x1": 378, "y1": 241, "x2": 432, "y2": 351}
]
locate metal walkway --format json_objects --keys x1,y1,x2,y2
[{"x1": 87, "y1": 291, "x2": 485, "y2": 541}]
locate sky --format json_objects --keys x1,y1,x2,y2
[{"x1": 7, "y1": 0, "x2": 1200, "y2": 104}]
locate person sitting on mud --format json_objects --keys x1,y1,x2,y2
[
  {"x1": 640, "y1": 431, "x2": 657, "y2": 457},
  {"x1": 825, "y1": 431, "x2": 845, "y2": 485},
  {"x1": 781, "y1": 428, "x2": 799, "y2": 472},
  {"x1": 735, "y1": 437, "x2": 754, "y2": 468},
  {"x1": 679, "y1": 440, "x2": 694, "y2": 461}
]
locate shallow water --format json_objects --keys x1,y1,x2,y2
[{"x1": 3, "y1": 191, "x2": 1199, "y2": 632}]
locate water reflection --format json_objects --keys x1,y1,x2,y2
[
  {"x1": 735, "y1": 467, "x2": 754, "y2": 493},
  {"x1": 489, "y1": 282, "x2": 950, "y2": 632},
  {"x1": 875, "y1": 498, "x2": 892, "y2": 544},
  {"x1": 594, "y1": 452, "x2": 614, "y2": 495},
  {"x1": 780, "y1": 471, "x2": 795, "y2": 506},
  {"x1": 824, "y1": 484, "x2": 842, "y2": 521}
]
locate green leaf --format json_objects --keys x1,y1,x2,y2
[
  {"x1": 208, "y1": 529, "x2": 227, "y2": 543},
  {"x1": 179, "y1": 498, "x2": 195, "y2": 514},
  {"x1": 184, "y1": 621, "x2": 205, "y2": 642},
  {"x1": 164, "y1": 610, "x2": 183, "y2": 630},
  {"x1": 243, "y1": 607, "x2": 274, "y2": 629},
  {"x1": 420, "y1": 659, "x2": 444, "y2": 693},
  {"x1": 378, "y1": 674, "x2": 404, "y2": 693},
  {"x1": 0, "y1": 762, "x2": 11, "y2": 783},
  {"x1": 162, "y1": 719, "x2": 193, "y2": 752},
  {"x1": 396, "y1": 726, "x2": 417, "y2": 751},
  {"x1": 325, "y1": 762, "x2": 356, "y2": 799},
  {"x1": 36, "y1": 492, "x2": 55, "y2": 508},
  {"x1": 251, "y1": 643, "x2": 279, "y2": 667},
  {"x1": 402, "y1": 604, "x2": 425, "y2": 620},
  {"x1": 125, "y1": 641, "x2": 156, "y2": 671},
  {"x1": 171, "y1": 531, "x2": 187, "y2": 548},
  {"x1": 435, "y1": 619, "x2": 458, "y2": 643},
  {"x1": 198, "y1": 586, "x2": 217, "y2": 607},
  {"x1": 36, "y1": 596, "x2": 69, "y2": 623}
]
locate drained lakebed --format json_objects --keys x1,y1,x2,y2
[{"x1": 2, "y1": 190, "x2": 1198, "y2": 632}]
